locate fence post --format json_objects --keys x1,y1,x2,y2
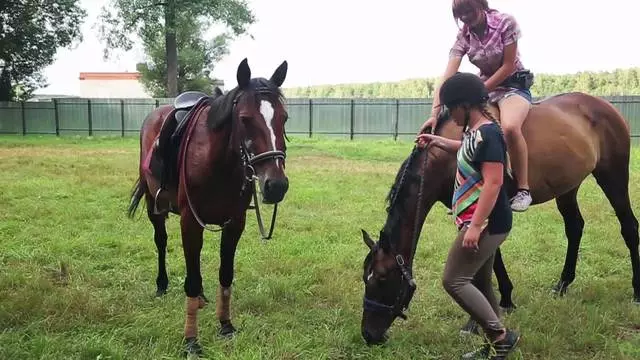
[
  {"x1": 308, "y1": 99, "x2": 313, "y2": 138},
  {"x1": 21, "y1": 101, "x2": 26, "y2": 135},
  {"x1": 155, "y1": 99, "x2": 159, "y2": 108},
  {"x1": 349, "y1": 99, "x2": 355, "y2": 140},
  {"x1": 120, "y1": 99, "x2": 125, "y2": 137},
  {"x1": 87, "y1": 99, "x2": 93, "y2": 136},
  {"x1": 393, "y1": 99, "x2": 400, "y2": 141},
  {"x1": 53, "y1": 99, "x2": 60, "y2": 136}
]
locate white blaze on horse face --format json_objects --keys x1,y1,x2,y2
[{"x1": 260, "y1": 100, "x2": 279, "y2": 167}]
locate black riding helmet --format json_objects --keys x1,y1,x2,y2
[{"x1": 439, "y1": 72, "x2": 489, "y2": 110}]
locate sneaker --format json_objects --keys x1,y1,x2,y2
[
  {"x1": 510, "y1": 189, "x2": 532, "y2": 212},
  {"x1": 462, "y1": 329, "x2": 521, "y2": 360}
]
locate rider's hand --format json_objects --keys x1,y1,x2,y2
[{"x1": 418, "y1": 115, "x2": 437, "y2": 135}]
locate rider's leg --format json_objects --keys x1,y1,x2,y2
[{"x1": 498, "y1": 92, "x2": 532, "y2": 212}]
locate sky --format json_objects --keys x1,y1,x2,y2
[{"x1": 36, "y1": 0, "x2": 637, "y2": 95}]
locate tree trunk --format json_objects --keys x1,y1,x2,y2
[
  {"x1": 0, "y1": 67, "x2": 13, "y2": 101},
  {"x1": 164, "y1": 1, "x2": 178, "y2": 97}
]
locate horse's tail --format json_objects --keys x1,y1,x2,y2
[{"x1": 127, "y1": 176, "x2": 146, "y2": 219}]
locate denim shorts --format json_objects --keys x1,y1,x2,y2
[{"x1": 490, "y1": 87, "x2": 532, "y2": 104}]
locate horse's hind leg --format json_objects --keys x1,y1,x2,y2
[
  {"x1": 146, "y1": 192, "x2": 169, "y2": 297},
  {"x1": 552, "y1": 187, "x2": 585, "y2": 296},
  {"x1": 593, "y1": 164, "x2": 640, "y2": 303},
  {"x1": 216, "y1": 213, "x2": 246, "y2": 337}
]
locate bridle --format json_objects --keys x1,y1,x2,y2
[
  {"x1": 182, "y1": 86, "x2": 287, "y2": 239},
  {"x1": 362, "y1": 143, "x2": 429, "y2": 321},
  {"x1": 362, "y1": 241, "x2": 417, "y2": 320}
]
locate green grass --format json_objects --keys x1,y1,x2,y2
[{"x1": 1, "y1": 134, "x2": 640, "y2": 359}]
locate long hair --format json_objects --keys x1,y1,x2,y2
[{"x1": 452, "y1": 0, "x2": 494, "y2": 28}]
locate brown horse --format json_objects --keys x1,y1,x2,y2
[
  {"x1": 127, "y1": 58, "x2": 290, "y2": 355},
  {"x1": 359, "y1": 91, "x2": 640, "y2": 345}
]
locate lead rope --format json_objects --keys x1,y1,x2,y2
[{"x1": 410, "y1": 146, "x2": 428, "y2": 262}]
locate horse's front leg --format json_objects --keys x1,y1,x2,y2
[
  {"x1": 180, "y1": 212, "x2": 206, "y2": 356},
  {"x1": 493, "y1": 247, "x2": 516, "y2": 312},
  {"x1": 217, "y1": 212, "x2": 247, "y2": 337}
]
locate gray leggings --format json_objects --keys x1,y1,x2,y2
[{"x1": 442, "y1": 225, "x2": 509, "y2": 339}]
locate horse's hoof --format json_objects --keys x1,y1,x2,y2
[
  {"x1": 155, "y1": 288, "x2": 168, "y2": 297},
  {"x1": 633, "y1": 294, "x2": 640, "y2": 304},
  {"x1": 459, "y1": 318, "x2": 480, "y2": 336},
  {"x1": 183, "y1": 337, "x2": 202, "y2": 357},
  {"x1": 219, "y1": 320, "x2": 236, "y2": 338},
  {"x1": 551, "y1": 280, "x2": 569, "y2": 296}
]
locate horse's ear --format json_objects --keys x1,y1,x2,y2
[
  {"x1": 237, "y1": 58, "x2": 251, "y2": 89},
  {"x1": 213, "y1": 87, "x2": 224, "y2": 97},
  {"x1": 361, "y1": 229, "x2": 376, "y2": 250},
  {"x1": 270, "y1": 60, "x2": 288, "y2": 87}
]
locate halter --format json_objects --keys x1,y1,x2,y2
[
  {"x1": 182, "y1": 86, "x2": 286, "y2": 239},
  {"x1": 362, "y1": 144, "x2": 429, "y2": 321}
]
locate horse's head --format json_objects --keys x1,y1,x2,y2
[
  {"x1": 210, "y1": 58, "x2": 290, "y2": 204},
  {"x1": 358, "y1": 141, "x2": 449, "y2": 345},
  {"x1": 360, "y1": 229, "x2": 417, "y2": 345}
]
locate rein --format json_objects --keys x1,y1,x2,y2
[
  {"x1": 363, "y1": 143, "x2": 430, "y2": 320},
  {"x1": 180, "y1": 89, "x2": 286, "y2": 239}
]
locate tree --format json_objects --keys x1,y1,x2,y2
[
  {"x1": 0, "y1": 0, "x2": 86, "y2": 101},
  {"x1": 97, "y1": 0, "x2": 255, "y2": 97},
  {"x1": 135, "y1": 14, "x2": 231, "y2": 97}
]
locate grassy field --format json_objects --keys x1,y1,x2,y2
[{"x1": 1, "y1": 134, "x2": 640, "y2": 360}]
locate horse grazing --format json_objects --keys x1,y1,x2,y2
[
  {"x1": 127, "y1": 58, "x2": 290, "y2": 354},
  {"x1": 359, "y1": 92, "x2": 640, "y2": 345}
]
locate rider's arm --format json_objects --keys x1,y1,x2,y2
[
  {"x1": 432, "y1": 30, "x2": 468, "y2": 116},
  {"x1": 431, "y1": 56, "x2": 463, "y2": 117},
  {"x1": 484, "y1": 14, "x2": 521, "y2": 91},
  {"x1": 483, "y1": 41, "x2": 517, "y2": 92}
]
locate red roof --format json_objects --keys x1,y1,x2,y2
[{"x1": 79, "y1": 72, "x2": 142, "y2": 80}]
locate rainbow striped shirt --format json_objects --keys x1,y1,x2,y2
[{"x1": 451, "y1": 122, "x2": 512, "y2": 234}]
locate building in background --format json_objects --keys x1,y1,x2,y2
[
  {"x1": 77, "y1": 72, "x2": 225, "y2": 98},
  {"x1": 78, "y1": 72, "x2": 151, "y2": 98}
]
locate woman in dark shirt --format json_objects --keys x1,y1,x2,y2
[{"x1": 417, "y1": 72, "x2": 520, "y2": 359}]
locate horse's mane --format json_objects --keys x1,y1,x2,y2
[
  {"x1": 381, "y1": 146, "x2": 423, "y2": 245},
  {"x1": 379, "y1": 106, "x2": 456, "y2": 246}
]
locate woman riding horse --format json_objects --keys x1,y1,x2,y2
[{"x1": 420, "y1": 0, "x2": 533, "y2": 212}]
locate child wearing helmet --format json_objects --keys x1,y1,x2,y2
[
  {"x1": 419, "y1": 0, "x2": 533, "y2": 212},
  {"x1": 417, "y1": 72, "x2": 521, "y2": 359}
]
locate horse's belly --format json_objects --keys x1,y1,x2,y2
[{"x1": 524, "y1": 111, "x2": 599, "y2": 203}]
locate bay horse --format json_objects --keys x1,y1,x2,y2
[
  {"x1": 359, "y1": 92, "x2": 640, "y2": 345},
  {"x1": 126, "y1": 58, "x2": 290, "y2": 355}
]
